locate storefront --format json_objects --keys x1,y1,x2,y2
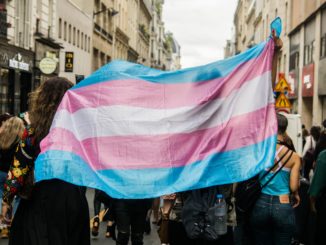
[
  {"x1": 34, "y1": 36, "x2": 62, "y2": 88},
  {"x1": 0, "y1": 42, "x2": 34, "y2": 115}
]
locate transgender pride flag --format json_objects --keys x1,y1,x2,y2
[{"x1": 35, "y1": 33, "x2": 280, "y2": 198}]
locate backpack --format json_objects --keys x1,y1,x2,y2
[{"x1": 181, "y1": 186, "x2": 220, "y2": 241}]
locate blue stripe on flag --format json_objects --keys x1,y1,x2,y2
[
  {"x1": 35, "y1": 135, "x2": 276, "y2": 199},
  {"x1": 73, "y1": 41, "x2": 268, "y2": 89}
]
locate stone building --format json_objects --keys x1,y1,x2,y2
[
  {"x1": 92, "y1": 0, "x2": 116, "y2": 71},
  {"x1": 137, "y1": 0, "x2": 151, "y2": 66},
  {"x1": 56, "y1": 0, "x2": 93, "y2": 83},
  {"x1": 165, "y1": 32, "x2": 181, "y2": 71},
  {"x1": 33, "y1": 0, "x2": 62, "y2": 87},
  {"x1": 1, "y1": 0, "x2": 35, "y2": 114},
  {"x1": 150, "y1": 0, "x2": 169, "y2": 70},
  {"x1": 231, "y1": 0, "x2": 326, "y2": 128}
]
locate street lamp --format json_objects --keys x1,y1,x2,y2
[{"x1": 93, "y1": 7, "x2": 119, "y2": 17}]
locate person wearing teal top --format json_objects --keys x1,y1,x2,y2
[
  {"x1": 309, "y1": 150, "x2": 326, "y2": 245},
  {"x1": 250, "y1": 114, "x2": 301, "y2": 245}
]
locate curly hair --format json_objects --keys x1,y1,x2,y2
[
  {"x1": 28, "y1": 77, "x2": 73, "y2": 146},
  {"x1": 0, "y1": 116, "x2": 25, "y2": 149}
]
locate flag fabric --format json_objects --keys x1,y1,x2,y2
[{"x1": 35, "y1": 39, "x2": 278, "y2": 199}]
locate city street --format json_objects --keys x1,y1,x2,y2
[
  {"x1": 86, "y1": 189, "x2": 161, "y2": 245},
  {"x1": 0, "y1": 188, "x2": 161, "y2": 245}
]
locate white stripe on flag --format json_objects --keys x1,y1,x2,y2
[{"x1": 52, "y1": 71, "x2": 273, "y2": 140}]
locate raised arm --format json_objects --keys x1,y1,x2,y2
[{"x1": 271, "y1": 30, "x2": 283, "y2": 90}]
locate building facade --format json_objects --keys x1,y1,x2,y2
[
  {"x1": 150, "y1": 0, "x2": 169, "y2": 70},
  {"x1": 92, "y1": 0, "x2": 116, "y2": 71},
  {"x1": 33, "y1": 0, "x2": 62, "y2": 87},
  {"x1": 137, "y1": 0, "x2": 151, "y2": 66},
  {"x1": 165, "y1": 32, "x2": 181, "y2": 70},
  {"x1": 0, "y1": 0, "x2": 34, "y2": 115},
  {"x1": 231, "y1": 0, "x2": 326, "y2": 128},
  {"x1": 56, "y1": 0, "x2": 93, "y2": 83}
]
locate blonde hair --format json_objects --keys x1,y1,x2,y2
[{"x1": 0, "y1": 117, "x2": 25, "y2": 149}]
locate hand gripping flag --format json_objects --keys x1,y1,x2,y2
[{"x1": 35, "y1": 20, "x2": 282, "y2": 199}]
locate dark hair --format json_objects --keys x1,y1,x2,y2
[
  {"x1": 277, "y1": 113, "x2": 288, "y2": 134},
  {"x1": 323, "y1": 119, "x2": 326, "y2": 128},
  {"x1": 0, "y1": 113, "x2": 12, "y2": 127},
  {"x1": 29, "y1": 77, "x2": 73, "y2": 146},
  {"x1": 310, "y1": 126, "x2": 321, "y2": 142}
]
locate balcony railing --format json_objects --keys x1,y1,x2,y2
[
  {"x1": 94, "y1": 23, "x2": 101, "y2": 33},
  {"x1": 94, "y1": 23, "x2": 113, "y2": 43}
]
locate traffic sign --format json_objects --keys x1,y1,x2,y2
[
  {"x1": 274, "y1": 73, "x2": 291, "y2": 92},
  {"x1": 275, "y1": 93, "x2": 292, "y2": 109}
]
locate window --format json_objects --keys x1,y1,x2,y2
[
  {"x1": 321, "y1": 8, "x2": 326, "y2": 59},
  {"x1": 68, "y1": 24, "x2": 71, "y2": 43},
  {"x1": 304, "y1": 19, "x2": 315, "y2": 65},
  {"x1": 81, "y1": 32, "x2": 84, "y2": 49},
  {"x1": 77, "y1": 30, "x2": 79, "y2": 47},
  {"x1": 100, "y1": 52, "x2": 105, "y2": 66},
  {"x1": 73, "y1": 27, "x2": 76, "y2": 45},
  {"x1": 48, "y1": 0, "x2": 53, "y2": 35},
  {"x1": 93, "y1": 48, "x2": 99, "y2": 71},
  {"x1": 95, "y1": 0, "x2": 100, "y2": 24},
  {"x1": 102, "y1": 3, "x2": 107, "y2": 28},
  {"x1": 290, "y1": 31, "x2": 300, "y2": 70},
  {"x1": 15, "y1": 0, "x2": 31, "y2": 47},
  {"x1": 285, "y1": 3, "x2": 288, "y2": 34},
  {"x1": 58, "y1": 18, "x2": 62, "y2": 38},
  {"x1": 85, "y1": 35, "x2": 87, "y2": 51},
  {"x1": 106, "y1": 55, "x2": 111, "y2": 63},
  {"x1": 64, "y1": 21, "x2": 67, "y2": 41},
  {"x1": 88, "y1": 37, "x2": 90, "y2": 52}
]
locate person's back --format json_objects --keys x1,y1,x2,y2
[{"x1": 250, "y1": 113, "x2": 301, "y2": 245}]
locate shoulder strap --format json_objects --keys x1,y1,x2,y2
[
  {"x1": 275, "y1": 145, "x2": 285, "y2": 156},
  {"x1": 260, "y1": 148, "x2": 290, "y2": 181},
  {"x1": 261, "y1": 150, "x2": 294, "y2": 189}
]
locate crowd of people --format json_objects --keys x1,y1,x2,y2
[
  {"x1": 0, "y1": 35, "x2": 325, "y2": 245},
  {"x1": 1, "y1": 95, "x2": 326, "y2": 245}
]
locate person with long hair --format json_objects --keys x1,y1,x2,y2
[
  {"x1": 0, "y1": 116, "x2": 24, "y2": 238},
  {"x1": 1, "y1": 77, "x2": 90, "y2": 245},
  {"x1": 250, "y1": 113, "x2": 301, "y2": 245}
]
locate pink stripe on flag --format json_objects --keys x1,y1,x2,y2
[
  {"x1": 41, "y1": 104, "x2": 276, "y2": 170},
  {"x1": 58, "y1": 45, "x2": 273, "y2": 113}
]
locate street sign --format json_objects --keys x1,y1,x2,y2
[
  {"x1": 274, "y1": 73, "x2": 291, "y2": 92},
  {"x1": 65, "y1": 52, "x2": 74, "y2": 72},
  {"x1": 39, "y1": 57, "x2": 57, "y2": 74},
  {"x1": 275, "y1": 93, "x2": 292, "y2": 109}
]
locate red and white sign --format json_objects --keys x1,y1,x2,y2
[{"x1": 302, "y1": 63, "x2": 314, "y2": 97}]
